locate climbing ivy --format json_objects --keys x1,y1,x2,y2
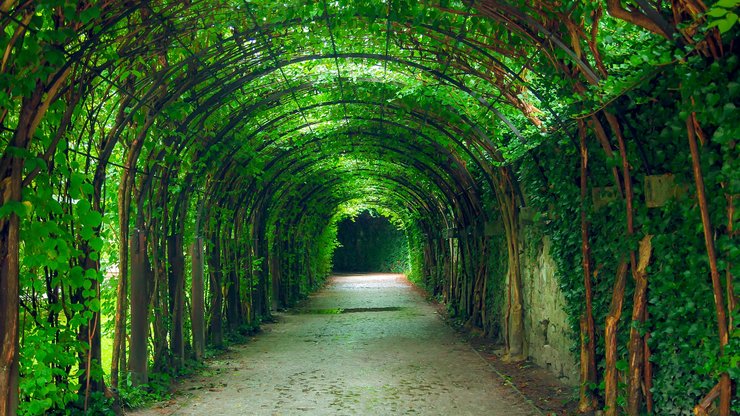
[{"x1": 517, "y1": 49, "x2": 739, "y2": 414}]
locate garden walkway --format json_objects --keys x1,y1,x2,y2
[{"x1": 130, "y1": 274, "x2": 539, "y2": 416}]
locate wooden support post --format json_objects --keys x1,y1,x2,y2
[
  {"x1": 78, "y1": 252, "x2": 105, "y2": 407},
  {"x1": 129, "y1": 230, "x2": 149, "y2": 386},
  {"x1": 270, "y1": 249, "x2": 280, "y2": 311},
  {"x1": 168, "y1": 234, "x2": 185, "y2": 369},
  {"x1": 604, "y1": 111, "x2": 639, "y2": 416},
  {"x1": 578, "y1": 120, "x2": 598, "y2": 412},
  {"x1": 502, "y1": 180, "x2": 524, "y2": 361},
  {"x1": 0, "y1": 165, "x2": 22, "y2": 416},
  {"x1": 208, "y1": 233, "x2": 223, "y2": 347},
  {"x1": 694, "y1": 381, "x2": 721, "y2": 416},
  {"x1": 226, "y1": 239, "x2": 241, "y2": 329},
  {"x1": 628, "y1": 236, "x2": 653, "y2": 414},
  {"x1": 191, "y1": 237, "x2": 206, "y2": 360},
  {"x1": 604, "y1": 260, "x2": 629, "y2": 416},
  {"x1": 687, "y1": 115, "x2": 731, "y2": 416}
]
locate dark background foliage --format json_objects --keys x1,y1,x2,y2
[{"x1": 333, "y1": 211, "x2": 409, "y2": 273}]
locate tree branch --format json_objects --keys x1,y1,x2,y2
[{"x1": 606, "y1": 0, "x2": 672, "y2": 39}]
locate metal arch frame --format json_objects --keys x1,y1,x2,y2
[
  {"x1": 218, "y1": 132, "x2": 473, "y2": 233},
  {"x1": 41, "y1": 0, "x2": 597, "y2": 249},
  {"x1": 142, "y1": 2, "x2": 585, "y2": 113},
  {"x1": 197, "y1": 125, "x2": 490, "y2": 252},
  {"x1": 266, "y1": 169, "x2": 453, "y2": 238},
  {"x1": 194, "y1": 92, "x2": 501, "y2": 189},
  {"x1": 87, "y1": 36, "x2": 551, "y2": 186},
  {"x1": 235, "y1": 142, "x2": 482, "y2": 244},
  {"x1": 170, "y1": 52, "x2": 528, "y2": 146},
  {"x1": 208, "y1": 109, "x2": 492, "y2": 210},
  {"x1": 273, "y1": 179, "x2": 446, "y2": 264},
  {"x1": 33, "y1": 0, "x2": 600, "y2": 191},
  {"x1": 233, "y1": 144, "x2": 460, "y2": 230},
  {"x1": 284, "y1": 182, "x2": 446, "y2": 241},
  {"x1": 261, "y1": 142, "x2": 474, "y2": 220}
]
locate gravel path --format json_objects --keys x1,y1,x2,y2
[{"x1": 129, "y1": 273, "x2": 540, "y2": 416}]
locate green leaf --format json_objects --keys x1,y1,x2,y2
[
  {"x1": 0, "y1": 201, "x2": 30, "y2": 219},
  {"x1": 80, "y1": 226, "x2": 95, "y2": 240},
  {"x1": 79, "y1": 210, "x2": 103, "y2": 228},
  {"x1": 89, "y1": 237, "x2": 104, "y2": 252},
  {"x1": 84, "y1": 268, "x2": 99, "y2": 280},
  {"x1": 69, "y1": 266, "x2": 84, "y2": 288},
  {"x1": 81, "y1": 182, "x2": 94, "y2": 196},
  {"x1": 78, "y1": 6, "x2": 101, "y2": 24},
  {"x1": 706, "y1": 7, "x2": 728, "y2": 17},
  {"x1": 717, "y1": 13, "x2": 738, "y2": 33}
]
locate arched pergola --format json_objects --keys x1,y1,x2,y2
[{"x1": 0, "y1": 1, "x2": 736, "y2": 415}]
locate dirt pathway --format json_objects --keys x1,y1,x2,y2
[{"x1": 130, "y1": 274, "x2": 541, "y2": 415}]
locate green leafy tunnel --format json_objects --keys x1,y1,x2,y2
[{"x1": 0, "y1": 0, "x2": 737, "y2": 414}]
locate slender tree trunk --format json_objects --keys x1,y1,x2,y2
[
  {"x1": 506, "y1": 235, "x2": 523, "y2": 358},
  {"x1": 86, "y1": 104, "x2": 125, "y2": 394},
  {"x1": 76, "y1": 251, "x2": 105, "y2": 406},
  {"x1": 245, "y1": 246, "x2": 255, "y2": 325},
  {"x1": 208, "y1": 226, "x2": 223, "y2": 347},
  {"x1": 726, "y1": 194, "x2": 735, "y2": 331},
  {"x1": 111, "y1": 163, "x2": 130, "y2": 388},
  {"x1": 604, "y1": 260, "x2": 629, "y2": 416},
  {"x1": 129, "y1": 229, "x2": 149, "y2": 386},
  {"x1": 0, "y1": 85, "x2": 45, "y2": 415},
  {"x1": 79, "y1": 153, "x2": 116, "y2": 404},
  {"x1": 627, "y1": 236, "x2": 653, "y2": 414},
  {"x1": 643, "y1": 313, "x2": 654, "y2": 413},
  {"x1": 0, "y1": 158, "x2": 22, "y2": 416},
  {"x1": 447, "y1": 237, "x2": 454, "y2": 309},
  {"x1": 270, "y1": 242, "x2": 280, "y2": 311},
  {"x1": 686, "y1": 114, "x2": 731, "y2": 416},
  {"x1": 468, "y1": 237, "x2": 487, "y2": 329},
  {"x1": 112, "y1": 137, "x2": 142, "y2": 387},
  {"x1": 151, "y1": 217, "x2": 169, "y2": 373},
  {"x1": 607, "y1": 112, "x2": 637, "y2": 270},
  {"x1": 168, "y1": 234, "x2": 185, "y2": 369},
  {"x1": 191, "y1": 238, "x2": 206, "y2": 360},
  {"x1": 589, "y1": 116, "x2": 624, "y2": 197},
  {"x1": 226, "y1": 239, "x2": 241, "y2": 329},
  {"x1": 502, "y1": 178, "x2": 524, "y2": 360},
  {"x1": 305, "y1": 250, "x2": 313, "y2": 290},
  {"x1": 578, "y1": 120, "x2": 598, "y2": 412},
  {"x1": 605, "y1": 111, "x2": 640, "y2": 415},
  {"x1": 252, "y1": 234, "x2": 265, "y2": 317}
]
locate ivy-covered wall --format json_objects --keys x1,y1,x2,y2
[
  {"x1": 519, "y1": 223, "x2": 579, "y2": 385},
  {"x1": 516, "y1": 53, "x2": 739, "y2": 414}
]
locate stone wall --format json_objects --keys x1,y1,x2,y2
[{"x1": 519, "y1": 222, "x2": 579, "y2": 385}]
